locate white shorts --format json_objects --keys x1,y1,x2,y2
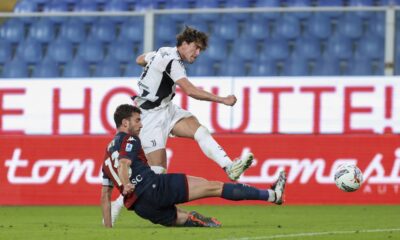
[{"x1": 139, "y1": 102, "x2": 193, "y2": 154}]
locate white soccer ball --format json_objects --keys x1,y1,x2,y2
[{"x1": 334, "y1": 164, "x2": 363, "y2": 192}]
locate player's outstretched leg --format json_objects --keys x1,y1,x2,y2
[
  {"x1": 270, "y1": 171, "x2": 287, "y2": 205},
  {"x1": 183, "y1": 211, "x2": 221, "y2": 227},
  {"x1": 224, "y1": 152, "x2": 254, "y2": 181}
]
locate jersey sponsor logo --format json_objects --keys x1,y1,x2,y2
[
  {"x1": 125, "y1": 143, "x2": 133, "y2": 152},
  {"x1": 128, "y1": 137, "x2": 136, "y2": 142}
]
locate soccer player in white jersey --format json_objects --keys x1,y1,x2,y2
[{"x1": 108, "y1": 26, "x2": 254, "y2": 226}]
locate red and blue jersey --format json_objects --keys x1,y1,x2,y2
[{"x1": 102, "y1": 132, "x2": 156, "y2": 209}]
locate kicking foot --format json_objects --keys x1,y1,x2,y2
[
  {"x1": 225, "y1": 152, "x2": 254, "y2": 181},
  {"x1": 270, "y1": 171, "x2": 287, "y2": 205},
  {"x1": 185, "y1": 211, "x2": 221, "y2": 227}
]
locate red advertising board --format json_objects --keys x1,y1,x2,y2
[{"x1": 0, "y1": 135, "x2": 399, "y2": 205}]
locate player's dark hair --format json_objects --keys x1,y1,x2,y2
[
  {"x1": 176, "y1": 26, "x2": 208, "y2": 50},
  {"x1": 114, "y1": 104, "x2": 141, "y2": 128}
]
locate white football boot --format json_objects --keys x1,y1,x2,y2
[{"x1": 225, "y1": 152, "x2": 254, "y2": 181}]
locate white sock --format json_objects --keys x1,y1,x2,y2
[
  {"x1": 267, "y1": 189, "x2": 276, "y2": 202},
  {"x1": 150, "y1": 166, "x2": 166, "y2": 174},
  {"x1": 194, "y1": 126, "x2": 232, "y2": 168},
  {"x1": 114, "y1": 194, "x2": 124, "y2": 206}
]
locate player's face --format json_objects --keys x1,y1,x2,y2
[
  {"x1": 127, "y1": 112, "x2": 142, "y2": 136},
  {"x1": 180, "y1": 41, "x2": 203, "y2": 63}
]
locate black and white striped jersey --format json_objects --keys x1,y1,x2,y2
[{"x1": 133, "y1": 47, "x2": 187, "y2": 110}]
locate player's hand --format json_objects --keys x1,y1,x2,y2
[
  {"x1": 122, "y1": 183, "x2": 135, "y2": 196},
  {"x1": 222, "y1": 95, "x2": 237, "y2": 106}
]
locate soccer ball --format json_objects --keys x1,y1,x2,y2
[{"x1": 334, "y1": 164, "x2": 363, "y2": 192}]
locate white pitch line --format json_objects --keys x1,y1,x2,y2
[{"x1": 217, "y1": 228, "x2": 400, "y2": 240}]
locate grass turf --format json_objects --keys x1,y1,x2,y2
[{"x1": 0, "y1": 205, "x2": 399, "y2": 240}]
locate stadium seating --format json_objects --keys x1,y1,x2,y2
[
  {"x1": 2, "y1": 59, "x2": 29, "y2": 78},
  {"x1": 0, "y1": 1, "x2": 395, "y2": 77},
  {"x1": 0, "y1": 19, "x2": 25, "y2": 43},
  {"x1": 16, "y1": 39, "x2": 43, "y2": 64},
  {"x1": 94, "y1": 59, "x2": 121, "y2": 77},
  {"x1": 28, "y1": 18, "x2": 55, "y2": 44},
  {"x1": 62, "y1": 57, "x2": 90, "y2": 77},
  {"x1": 0, "y1": 40, "x2": 12, "y2": 64},
  {"x1": 32, "y1": 60, "x2": 59, "y2": 78}
]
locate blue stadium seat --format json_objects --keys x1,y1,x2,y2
[
  {"x1": 120, "y1": 17, "x2": 144, "y2": 43},
  {"x1": 293, "y1": 37, "x2": 321, "y2": 60},
  {"x1": 77, "y1": 39, "x2": 104, "y2": 63},
  {"x1": 224, "y1": 0, "x2": 250, "y2": 21},
  {"x1": 276, "y1": 15, "x2": 300, "y2": 40},
  {"x1": 89, "y1": 19, "x2": 116, "y2": 43},
  {"x1": 213, "y1": 16, "x2": 239, "y2": 41},
  {"x1": 243, "y1": 19, "x2": 269, "y2": 41},
  {"x1": 16, "y1": 39, "x2": 43, "y2": 64},
  {"x1": 218, "y1": 58, "x2": 246, "y2": 76},
  {"x1": 232, "y1": 38, "x2": 258, "y2": 61},
  {"x1": 95, "y1": 60, "x2": 121, "y2": 77},
  {"x1": 47, "y1": 39, "x2": 74, "y2": 64},
  {"x1": 0, "y1": 40, "x2": 12, "y2": 64},
  {"x1": 190, "y1": 62, "x2": 215, "y2": 76},
  {"x1": 307, "y1": 14, "x2": 332, "y2": 39},
  {"x1": 283, "y1": 56, "x2": 309, "y2": 76},
  {"x1": 32, "y1": 60, "x2": 59, "y2": 78},
  {"x1": 59, "y1": 19, "x2": 86, "y2": 43},
  {"x1": 346, "y1": 58, "x2": 373, "y2": 75},
  {"x1": 367, "y1": 13, "x2": 385, "y2": 38},
  {"x1": 104, "y1": 0, "x2": 129, "y2": 11},
  {"x1": 185, "y1": 19, "x2": 208, "y2": 33},
  {"x1": 261, "y1": 38, "x2": 289, "y2": 61},
  {"x1": 357, "y1": 35, "x2": 384, "y2": 60},
  {"x1": 74, "y1": 0, "x2": 99, "y2": 11},
  {"x1": 285, "y1": 0, "x2": 312, "y2": 19},
  {"x1": 155, "y1": 16, "x2": 177, "y2": 42},
  {"x1": 253, "y1": 0, "x2": 280, "y2": 20},
  {"x1": 62, "y1": 58, "x2": 91, "y2": 77},
  {"x1": 204, "y1": 37, "x2": 227, "y2": 61},
  {"x1": 123, "y1": 62, "x2": 143, "y2": 77},
  {"x1": 2, "y1": 59, "x2": 29, "y2": 78},
  {"x1": 134, "y1": 0, "x2": 156, "y2": 11},
  {"x1": 250, "y1": 60, "x2": 277, "y2": 76},
  {"x1": 104, "y1": 0, "x2": 130, "y2": 23},
  {"x1": 396, "y1": 59, "x2": 400, "y2": 75},
  {"x1": 338, "y1": 14, "x2": 363, "y2": 39},
  {"x1": 348, "y1": 0, "x2": 376, "y2": 19},
  {"x1": 165, "y1": 0, "x2": 191, "y2": 21},
  {"x1": 109, "y1": 40, "x2": 134, "y2": 63},
  {"x1": 325, "y1": 35, "x2": 353, "y2": 60},
  {"x1": 73, "y1": 1, "x2": 99, "y2": 24},
  {"x1": 28, "y1": 18, "x2": 55, "y2": 43},
  {"x1": 13, "y1": 0, "x2": 38, "y2": 13},
  {"x1": 194, "y1": 0, "x2": 220, "y2": 21},
  {"x1": 312, "y1": 58, "x2": 341, "y2": 75},
  {"x1": 348, "y1": 0, "x2": 374, "y2": 6},
  {"x1": 316, "y1": 0, "x2": 343, "y2": 5},
  {"x1": 0, "y1": 19, "x2": 25, "y2": 43},
  {"x1": 43, "y1": 2, "x2": 69, "y2": 23}
]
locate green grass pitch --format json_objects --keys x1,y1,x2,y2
[{"x1": 0, "y1": 205, "x2": 399, "y2": 240}]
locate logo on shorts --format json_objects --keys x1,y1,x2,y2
[{"x1": 151, "y1": 140, "x2": 156, "y2": 147}]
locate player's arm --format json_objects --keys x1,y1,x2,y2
[
  {"x1": 101, "y1": 185, "x2": 113, "y2": 228},
  {"x1": 136, "y1": 51, "x2": 156, "y2": 67},
  {"x1": 118, "y1": 158, "x2": 135, "y2": 195},
  {"x1": 176, "y1": 77, "x2": 237, "y2": 106},
  {"x1": 136, "y1": 53, "x2": 147, "y2": 67}
]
